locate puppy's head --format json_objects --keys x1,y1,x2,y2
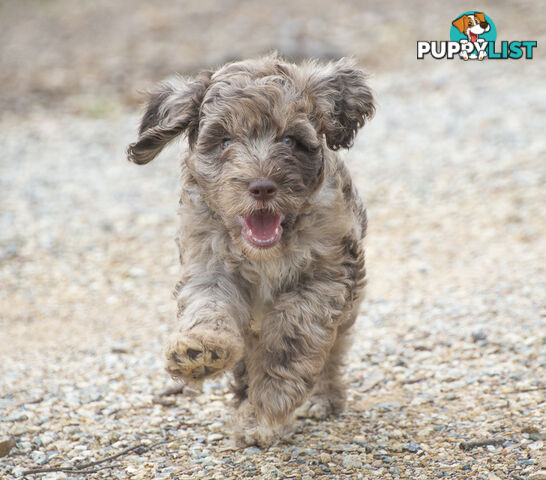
[
  {"x1": 452, "y1": 12, "x2": 490, "y2": 36},
  {"x1": 127, "y1": 54, "x2": 374, "y2": 259}
]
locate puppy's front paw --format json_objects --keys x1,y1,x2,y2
[
  {"x1": 165, "y1": 327, "x2": 243, "y2": 384},
  {"x1": 230, "y1": 400, "x2": 293, "y2": 448}
]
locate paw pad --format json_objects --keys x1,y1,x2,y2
[
  {"x1": 186, "y1": 348, "x2": 202, "y2": 361},
  {"x1": 165, "y1": 328, "x2": 241, "y2": 383}
]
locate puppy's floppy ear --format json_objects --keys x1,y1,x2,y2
[
  {"x1": 306, "y1": 58, "x2": 375, "y2": 151},
  {"x1": 474, "y1": 12, "x2": 486, "y2": 23},
  {"x1": 127, "y1": 72, "x2": 211, "y2": 165},
  {"x1": 452, "y1": 15, "x2": 468, "y2": 34}
]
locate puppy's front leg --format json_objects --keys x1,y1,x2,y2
[
  {"x1": 234, "y1": 279, "x2": 346, "y2": 446},
  {"x1": 165, "y1": 274, "x2": 247, "y2": 385}
]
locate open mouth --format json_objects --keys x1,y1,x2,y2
[{"x1": 239, "y1": 210, "x2": 284, "y2": 249}]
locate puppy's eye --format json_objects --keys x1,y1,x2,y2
[
  {"x1": 282, "y1": 136, "x2": 295, "y2": 147},
  {"x1": 221, "y1": 139, "x2": 232, "y2": 150}
]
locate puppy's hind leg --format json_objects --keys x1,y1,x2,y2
[
  {"x1": 229, "y1": 359, "x2": 249, "y2": 407},
  {"x1": 296, "y1": 328, "x2": 353, "y2": 419}
]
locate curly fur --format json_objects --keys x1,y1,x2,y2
[{"x1": 127, "y1": 53, "x2": 374, "y2": 446}]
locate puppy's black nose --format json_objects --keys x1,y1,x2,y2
[
  {"x1": 248, "y1": 179, "x2": 278, "y2": 201},
  {"x1": 480, "y1": 21, "x2": 489, "y2": 28}
]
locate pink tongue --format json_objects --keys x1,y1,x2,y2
[{"x1": 246, "y1": 210, "x2": 280, "y2": 240}]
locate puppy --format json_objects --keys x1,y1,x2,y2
[
  {"x1": 452, "y1": 12, "x2": 491, "y2": 60},
  {"x1": 127, "y1": 54, "x2": 374, "y2": 446}
]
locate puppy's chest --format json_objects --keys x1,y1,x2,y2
[
  {"x1": 248, "y1": 291, "x2": 273, "y2": 336},
  {"x1": 241, "y1": 262, "x2": 297, "y2": 336}
]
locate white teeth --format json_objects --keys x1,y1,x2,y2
[
  {"x1": 250, "y1": 235, "x2": 276, "y2": 244},
  {"x1": 247, "y1": 227, "x2": 281, "y2": 245}
]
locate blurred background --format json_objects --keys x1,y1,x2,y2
[
  {"x1": 1, "y1": 1, "x2": 545, "y2": 478},
  {"x1": 1, "y1": 0, "x2": 544, "y2": 113}
]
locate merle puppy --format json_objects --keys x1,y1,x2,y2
[{"x1": 127, "y1": 54, "x2": 374, "y2": 446}]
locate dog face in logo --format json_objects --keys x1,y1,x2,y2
[
  {"x1": 452, "y1": 12, "x2": 491, "y2": 60},
  {"x1": 452, "y1": 12, "x2": 491, "y2": 42}
]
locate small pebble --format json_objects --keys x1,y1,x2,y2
[
  {"x1": 207, "y1": 433, "x2": 224, "y2": 443},
  {"x1": 29, "y1": 450, "x2": 48, "y2": 465},
  {"x1": 191, "y1": 449, "x2": 210, "y2": 458},
  {"x1": 319, "y1": 453, "x2": 331, "y2": 464},
  {"x1": 404, "y1": 442, "x2": 421, "y2": 453},
  {"x1": 471, "y1": 329, "x2": 487, "y2": 342},
  {"x1": 0, "y1": 439, "x2": 16, "y2": 458},
  {"x1": 243, "y1": 447, "x2": 261, "y2": 455},
  {"x1": 343, "y1": 454, "x2": 362, "y2": 469},
  {"x1": 7, "y1": 413, "x2": 28, "y2": 422},
  {"x1": 280, "y1": 451, "x2": 291, "y2": 461},
  {"x1": 39, "y1": 433, "x2": 55, "y2": 446},
  {"x1": 389, "y1": 443, "x2": 403, "y2": 453}
]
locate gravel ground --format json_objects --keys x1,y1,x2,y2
[{"x1": 1, "y1": 1, "x2": 545, "y2": 479}]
